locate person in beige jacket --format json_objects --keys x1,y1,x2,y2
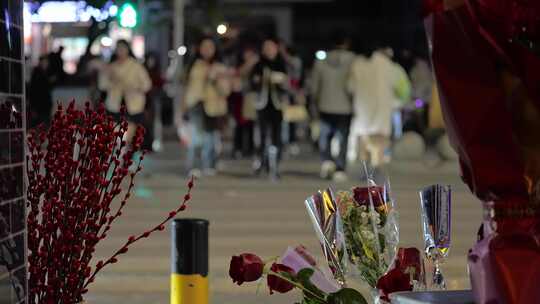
[
  {"x1": 182, "y1": 37, "x2": 230, "y2": 176},
  {"x1": 99, "y1": 40, "x2": 151, "y2": 141}
]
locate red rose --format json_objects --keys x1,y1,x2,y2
[
  {"x1": 267, "y1": 263, "x2": 295, "y2": 294},
  {"x1": 376, "y1": 267, "x2": 412, "y2": 301},
  {"x1": 229, "y1": 253, "x2": 264, "y2": 285},
  {"x1": 353, "y1": 186, "x2": 384, "y2": 208},
  {"x1": 396, "y1": 247, "x2": 423, "y2": 282}
]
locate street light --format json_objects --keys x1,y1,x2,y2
[
  {"x1": 177, "y1": 45, "x2": 187, "y2": 56},
  {"x1": 216, "y1": 23, "x2": 227, "y2": 35},
  {"x1": 315, "y1": 50, "x2": 327, "y2": 60}
]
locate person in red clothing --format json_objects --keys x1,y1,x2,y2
[{"x1": 143, "y1": 52, "x2": 165, "y2": 152}]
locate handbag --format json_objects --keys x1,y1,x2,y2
[
  {"x1": 283, "y1": 104, "x2": 309, "y2": 122},
  {"x1": 242, "y1": 92, "x2": 258, "y2": 120}
]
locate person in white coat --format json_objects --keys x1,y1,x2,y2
[
  {"x1": 182, "y1": 37, "x2": 231, "y2": 177},
  {"x1": 348, "y1": 48, "x2": 410, "y2": 168},
  {"x1": 311, "y1": 32, "x2": 355, "y2": 182},
  {"x1": 99, "y1": 40, "x2": 151, "y2": 142}
]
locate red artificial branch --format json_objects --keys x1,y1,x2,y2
[{"x1": 26, "y1": 101, "x2": 195, "y2": 304}]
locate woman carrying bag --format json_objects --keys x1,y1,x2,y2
[
  {"x1": 182, "y1": 37, "x2": 230, "y2": 177},
  {"x1": 99, "y1": 40, "x2": 152, "y2": 143},
  {"x1": 250, "y1": 37, "x2": 290, "y2": 179}
]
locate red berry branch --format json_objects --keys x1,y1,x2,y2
[
  {"x1": 26, "y1": 101, "x2": 195, "y2": 304},
  {"x1": 83, "y1": 181, "x2": 194, "y2": 289}
]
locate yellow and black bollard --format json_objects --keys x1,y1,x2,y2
[{"x1": 171, "y1": 219, "x2": 209, "y2": 304}]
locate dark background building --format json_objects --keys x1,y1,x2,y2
[
  {"x1": 0, "y1": 0, "x2": 27, "y2": 303},
  {"x1": 180, "y1": 0, "x2": 427, "y2": 68}
]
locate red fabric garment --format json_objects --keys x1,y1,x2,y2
[
  {"x1": 426, "y1": 2, "x2": 540, "y2": 303},
  {"x1": 429, "y1": 6, "x2": 529, "y2": 202}
]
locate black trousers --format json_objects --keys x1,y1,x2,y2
[
  {"x1": 234, "y1": 122, "x2": 254, "y2": 156},
  {"x1": 319, "y1": 112, "x2": 352, "y2": 171},
  {"x1": 257, "y1": 106, "x2": 283, "y2": 162}
]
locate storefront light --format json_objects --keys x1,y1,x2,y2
[
  {"x1": 23, "y1": 3, "x2": 32, "y2": 41},
  {"x1": 118, "y1": 3, "x2": 138, "y2": 28},
  {"x1": 30, "y1": 1, "x2": 113, "y2": 23},
  {"x1": 101, "y1": 36, "x2": 113, "y2": 47},
  {"x1": 109, "y1": 5, "x2": 118, "y2": 17}
]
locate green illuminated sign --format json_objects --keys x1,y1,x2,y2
[{"x1": 118, "y1": 2, "x2": 138, "y2": 28}]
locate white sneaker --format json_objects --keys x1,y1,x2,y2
[
  {"x1": 188, "y1": 168, "x2": 202, "y2": 179},
  {"x1": 320, "y1": 161, "x2": 336, "y2": 179},
  {"x1": 203, "y1": 168, "x2": 217, "y2": 176},
  {"x1": 333, "y1": 171, "x2": 348, "y2": 183}
]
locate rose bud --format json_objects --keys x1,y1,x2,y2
[
  {"x1": 353, "y1": 186, "x2": 385, "y2": 208},
  {"x1": 376, "y1": 267, "x2": 412, "y2": 301},
  {"x1": 396, "y1": 247, "x2": 423, "y2": 281},
  {"x1": 229, "y1": 253, "x2": 264, "y2": 285},
  {"x1": 267, "y1": 263, "x2": 295, "y2": 294},
  {"x1": 294, "y1": 245, "x2": 317, "y2": 266}
]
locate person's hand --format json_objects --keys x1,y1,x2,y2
[
  {"x1": 246, "y1": 53, "x2": 259, "y2": 66},
  {"x1": 270, "y1": 72, "x2": 287, "y2": 84},
  {"x1": 208, "y1": 64, "x2": 226, "y2": 82},
  {"x1": 252, "y1": 75, "x2": 261, "y2": 85}
]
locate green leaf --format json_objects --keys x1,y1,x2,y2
[
  {"x1": 297, "y1": 268, "x2": 315, "y2": 283},
  {"x1": 297, "y1": 268, "x2": 327, "y2": 304},
  {"x1": 302, "y1": 297, "x2": 327, "y2": 304},
  {"x1": 327, "y1": 288, "x2": 369, "y2": 304}
]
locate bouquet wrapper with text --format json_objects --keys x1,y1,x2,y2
[
  {"x1": 424, "y1": 1, "x2": 540, "y2": 303},
  {"x1": 305, "y1": 178, "x2": 399, "y2": 299}
]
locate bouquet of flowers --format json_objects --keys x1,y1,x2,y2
[
  {"x1": 304, "y1": 174, "x2": 402, "y2": 302},
  {"x1": 229, "y1": 170, "x2": 425, "y2": 302},
  {"x1": 305, "y1": 180, "x2": 399, "y2": 287},
  {"x1": 425, "y1": 0, "x2": 540, "y2": 302},
  {"x1": 337, "y1": 184, "x2": 399, "y2": 287},
  {"x1": 228, "y1": 244, "x2": 422, "y2": 303}
]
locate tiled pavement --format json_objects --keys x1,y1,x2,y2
[{"x1": 85, "y1": 143, "x2": 482, "y2": 304}]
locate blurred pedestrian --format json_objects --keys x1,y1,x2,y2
[
  {"x1": 348, "y1": 47, "x2": 410, "y2": 169},
  {"x1": 410, "y1": 56, "x2": 432, "y2": 105},
  {"x1": 408, "y1": 56, "x2": 433, "y2": 134},
  {"x1": 99, "y1": 40, "x2": 152, "y2": 143},
  {"x1": 250, "y1": 37, "x2": 289, "y2": 179},
  {"x1": 182, "y1": 37, "x2": 230, "y2": 177},
  {"x1": 28, "y1": 55, "x2": 54, "y2": 128},
  {"x1": 310, "y1": 31, "x2": 355, "y2": 182},
  {"x1": 48, "y1": 46, "x2": 66, "y2": 83},
  {"x1": 230, "y1": 46, "x2": 259, "y2": 158},
  {"x1": 143, "y1": 52, "x2": 165, "y2": 152},
  {"x1": 280, "y1": 43, "x2": 305, "y2": 156},
  {"x1": 86, "y1": 54, "x2": 107, "y2": 105}
]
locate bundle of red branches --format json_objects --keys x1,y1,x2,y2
[{"x1": 26, "y1": 101, "x2": 194, "y2": 303}]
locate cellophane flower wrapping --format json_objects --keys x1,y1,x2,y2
[
  {"x1": 337, "y1": 178, "x2": 399, "y2": 289},
  {"x1": 305, "y1": 173, "x2": 399, "y2": 291},
  {"x1": 304, "y1": 188, "x2": 347, "y2": 285}
]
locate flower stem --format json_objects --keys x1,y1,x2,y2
[{"x1": 267, "y1": 270, "x2": 327, "y2": 302}]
